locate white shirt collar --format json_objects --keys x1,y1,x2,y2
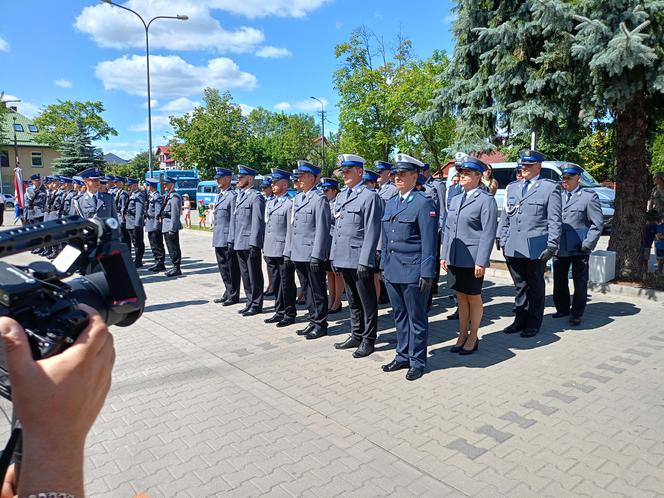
[
  {"x1": 400, "y1": 188, "x2": 414, "y2": 201},
  {"x1": 463, "y1": 187, "x2": 478, "y2": 198}
]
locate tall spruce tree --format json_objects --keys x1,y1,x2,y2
[
  {"x1": 428, "y1": 0, "x2": 664, "y2": 280},
  {"x1": 52, "y1": 120, "x2": 103, "y2": 177}
]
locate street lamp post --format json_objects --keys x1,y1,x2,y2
[
  {"x1": 102, "y1": 0, "x2": 188, "y2": 178},
  {"x1": 310, "y1": 97, "x2": 325, "y2": 170},
  {"x1": 0, "y1": 98, "x2": 21, "y2": 195}
]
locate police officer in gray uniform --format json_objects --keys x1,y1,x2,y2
[
  {"x1": 553, "y1": 164, "x2": 603, "y2": 325},
  {"x1": 115, "y1": 177, "x2": 132, "y2": 251},
  {"x1": 73, "y1": 168, "x2": 118, "y2": 219},
  {"x1": 145, "y1": 178, "x2": 166, "y2": 272},
  {"x1": 25, "y1": 174, "x2": 46, "y2": 223},
  {"x1": 263, "y1": 168, "x2": 297, "y2": 327},
  {"x1": 376, "y1": 161, "x2": 398, "y2": 202},
  {"x1": 229, "y1": 165, "x2": 265, "y2": 316},
  {"x1": 69, "y1": 177, "x2": 85, "y2": 216},
  {"x1": 284, "y1": 160, "x2": 331, "y2": 339},
  {"x1": 125, "y1": 178, "x2": 145, "y2": 267},
  {"x1": 211, "y1": 167, "x2": 241, "y2": 306},
  {"x1": 380, "y1": 154, "x2": 438, "y2": 381},
  {"x1": 331, "y1": 154, "x2": 382, "y2": 358},
  {"x1": 161, "y1": 176, "x2": 182, "y2": 277},
  {"x1": 498, "y1": 150, "x2": 562, "y2": 338}
]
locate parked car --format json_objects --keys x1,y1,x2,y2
[
  {"x1": 1, "y1": 193, "x2": 15, "y2": 208},
  {"x1": 447, "y1": 161, "x2": 614, "y2": 231}
]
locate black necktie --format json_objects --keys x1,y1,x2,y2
[
  {"x1": 566, "y1": 191, "x2": 572, "y2": 204},
  {"x1": 521, "y1": 180, "x2": 531, "y2": 197},
  {"x1": 461, "y1": 192, "x2": 467, "y2": 205}
]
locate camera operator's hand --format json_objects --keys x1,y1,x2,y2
[{"x1": 0, "y1": 306, "x2": 115, "y2": 497}]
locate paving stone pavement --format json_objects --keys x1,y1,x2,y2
[{"x1": 2, "y1": 228, "x2": 664, "y2": 497}]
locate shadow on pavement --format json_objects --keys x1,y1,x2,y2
[{"x1": 144, "y1": 299, "x2": 209, "y2": 313}]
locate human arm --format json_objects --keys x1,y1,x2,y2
[
  {"x1": 359, "y1": 193, "x2": 382, "y2": 267},
  {"x1": 477, "y1": 196, "x2": 498, "y2": 268},
  {"x1": 546, "y1": 183, "x2": 563, "y2": 252},
  {"x1": 250, "y1": 194, "x2": 266, "y2": 249},
  {"x1": 418, "y1": 197, "x2": 438, "y2": 280},
  {"x1": 311, "y1": 195, "x2": 331, "y2": 261},
  {"x1": 582, "y1": 192, "x2": 604, "y2": 252}
]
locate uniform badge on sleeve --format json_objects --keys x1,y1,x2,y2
[{"x1": 429, "y1": 211, "x2": 437, "y2": 217}]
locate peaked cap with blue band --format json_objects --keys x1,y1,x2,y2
[
  {"x1": 362, "y1": 169, "x2": 379, "y2": 182},
  {"x1": 560, "y1": 163, "x2": 583, "y2": 176},
  {"x1": 270, "y1": 168, "x2": 291, "y2": 181},
  {"x1": 145, "y1": 178, "x2": 159, "y2": 187},
  {"x1": 374, "y1": 160, "x2": 393, "y2": 172},
  {"x1": 337, "y1": 154, "x2": 365, "y2": 169},
  {"x1": 519, "y1": 149, "x2": 546, "y2": 164},
  {"x1": 422, "y1": 163, "x2": 430, "y2": 171},
  {"x1": 237, "y1": 164, "x2": 258, "y2": 176},
  {"x1": 77, "y1": 168, "x2": 103, "y2": 179},
  {"x1": 393, "y1": 153, "x2": 424, "y2": 173},
  {"x1": 59, "y1": 176, "x2": 73, "y2": 184},
  {"x1": 296, "y1": 160, "x2": 321, "y2": 176},
  {"x1": 261, "y1": 177, "x2": 273, "y2": 187},
  {"x1": 320, "y1": 177, "x2": 339, "y2": 189},
  {"x1": 214, "y1": 167, "x2": 233, "y2": 179},
  {"x1": 126, "y1": 178, "x2": 139, "y2": 185},
  {"x1": 164, "y1": 176, "x2": 176, "y2": 184},
  {"x1": 459, "y1": 156, "x2": 488, "y2": 173}
]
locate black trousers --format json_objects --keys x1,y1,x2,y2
[
  {"x1": 215, "y1": 246, "x2": 240, "y2": 303},
  {"x1": 506, "y1": 257, "x2": 547, "y2": 330},
  {"x1": 163, "y1": 231, "x2": 182, "y2": 268},
  {"x1": 236, "y1": 249, "x2": 264, "y2": 311},
  {"x1": 130, "y1": 227, "x2": 145, "y2": 264},
  {"x1": 147, "y1": 229, "x2": 165, "y2": 265},
  {"x1": 265, "y1": 256, "x2": 296, "y2": 318},
  {"x1": 120, "y1": 223, "x2": 132, "y2": 252},
  {"x1": 341, "y1": 267, "x2": 378, "y2": 342},
  {"x1": 553, "y1": 255, "x2": 590, "y2": 318},
  {"x1": 295, "y1": 261, "x2": 327, "y2": 331}
]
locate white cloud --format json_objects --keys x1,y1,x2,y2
[
  {"x1": 76, "y1": 1, "x2": 264, "y2": 53},
  {"x1": 206, "y1": 0, "x2": 331, "y2": 18},
  {"x1": 274, "y1": 97, "x2": 327, "y2": 112},
  {"x1": 95, "y1": 54, "x2": 258, "y2": 98},
  {"x1": 239, "y1": 104, "x2": 255, "y2": 116},
  {"x1": 255, "y1": 46, "x2": 292, "y2": 58},
  {"x1": 335, "y1": 21, "x2": 342, "y2": 30},
  {"x1": 160, "y1": 97, "x2": 200, "y2": 113},
  {"x1": 1, "y1": 94, "x2": 41, "y2": 118},
  {"x1": 128, "y1": 115, "x2": 173, "y2": 132},
  {"x1": 142, "y1": 99, "x2": 159, "y2": 109},
  {"x1": 443, "y1": 13, "x2": 457, "y2": 25},
  {"x1": 54, "y1": 78, "x2": 72, "y2": 88},
  {"x1": 0, "y1": 36, "x2": 9, "y2": 52}
]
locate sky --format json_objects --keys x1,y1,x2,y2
[{"x1": 0, "y1": 0, "x2": 457, "y2": 160}]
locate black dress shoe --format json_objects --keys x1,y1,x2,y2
[
  {"x1": 447, "y1": 310, "x2": 459, "y2": 320},
  {"x1": 382, "y1": 360, "x2": 409, "y2": 372},
  {"x1": 276, "y1": 317, "x2": 295, "y2": 328},
  {"x1": 520, "y1": 328, "x2": 539, "y2": 338},
  {"x1": 213, "y1": 297, "x2": 226, "y2": 304},
  {"x1": 134, "y1": 262, "x2": 143, "y2": 268},
  {"x1": 222, "y1": 299, "x2": 239, "y2": 306},
  {"x1": 334, "y1": 336, "x2": 361, "y2": 350},
  {"x1": 296, "y1": 298, "x2": 306, "y2": 305},
  {"x1": 148, "y1": 264, "x2": 166, "y2": 272},
  {"x1": 352, "y1": 341, "x2": 375, "y2": 358},
  {"x1": 237, "y1": 306, "x2": 251, "y2": 314},
  {"x1": 297, "y1": 324, "x2": 314, "y2": 336},
  {"x1": 459, "y1": 338, "x2": 479, "y2": 355},
  {"x1": 165, "y1": 268, "x2": 182, "y2": 277},
  {"x1": 305, "y1": 328, "x2": 327, "y2": 340},
  {"x1": 264, "y1": 291, "x2": 275, "y2": 297},
  {"x1": 449, "y1": 338, "x2": 467, "y2": 353},
  {"x1": 406, "y1": 367, "x2": 424, "y2": 381},
  {"x1": 552, "y1": 311, "x2": 570, "y2": 318},
  {"x1": 242, "y1": 308, "x2": 262, "y2": 317},
  {"x1": 569, "y1": 316, "x2": 582, "y2": 326},
  {"x1": 328, "y1": 305, "x2": 343, "y2": 314},
  {"x1": 502, "y1": 323, "x2": 524, "y2": 334},
  {"x1": 264, "y1": 314, "x2": 283, "y2": 324}
]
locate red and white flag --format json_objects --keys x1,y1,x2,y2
[{"x1": 13, "y1": 167, "x2": 26, "y2": 209}]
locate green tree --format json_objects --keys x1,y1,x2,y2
[
  {"x1": 52, "y1": 120, "x2": 104, "y2": 177},
  {"x1": 169, "y1": 88, "x2": 248, "y2": 179},
  {"x1": 33, "y1": 100, "x2": 117, "y2": 149},
  {"x1": 105, "y1": 150, "x2": 155, "y2": 180}
]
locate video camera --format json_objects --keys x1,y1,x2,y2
[{"x1": 0, "y1": 215, "x2": 146, "y2": 401}]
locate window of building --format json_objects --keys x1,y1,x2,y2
[
  {"x1": 28, "y1": 124, "x2": 38, "y2": 133},
  {"x1": 0, "y1": 151, "x2": 9, "y2": 168},
  {"x1": 31, "y1": 152, "x2": 43, "y2": 168},
  {"x1": 14, "y1": 123, "x2": 24, "y2": 132}
]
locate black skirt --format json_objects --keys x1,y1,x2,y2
[{"x1": 448, "y1": 265, "x2": 484, "y2": 296}]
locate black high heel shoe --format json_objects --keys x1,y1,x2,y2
[
  {"x1": 459, "y1": 338, "x2": 479, "y2": 355},
  {"x1": 450, "y1": 337, "x2": 468, "y2": 353}
]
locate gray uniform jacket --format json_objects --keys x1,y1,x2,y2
[
  {"x1": 63, "y1": 190, "x2": 75, "y2": 217},
  {"x1": 284, "y1": 189, "x2": 331, "y2": 263},
  {"x1": 441, "y1": 189, "x2": 498, "y2": 268},
  {"x1": 426, "y1": 178, "x2": 447, "y2": 230},
  {"x1": 70, "y1": 193, "x2": 84, "y2": 216},
  {"x1": 557, "y1": 188, "x2": 604, "y2": 257},
  {"x1": 378, "y1": 182, "x2": 398, "y2": 203},
  {"x1": 46, "y1": 190, "x2": 65, "y2": 221},
  {"x1": 330, "y1": 184, "x2": 382, "y2": 269},
  {"x1": 263, "y1": 195, "x2": 292, "y2": 258},
  {"x1": 145, "y1": 191, "x2": 164, "y2": 233},
  {"x1": 229, "y1": 188, "x2": 265, "y2": 250},
  {"x1": 25, "y1": 185, "x2": 46, "y2": 219},
  {"x1": 161, "y1": 192, "x2": 182, "y2": 233},
  {"x1": 212, "y1": 188, "x2": 236, "y2": 248},
  {"x1": 75, "y1": 192, "x2": 118, "y2": 219},
  {"x1": 117, "y1": 190, "x2": 130, "y2": 224},
  {"x1": 126, "y1": 190, "x2": 145, "y2": 230},
  {"x1": 498, "y1": 178, "x2": 562, "y2": 259}
]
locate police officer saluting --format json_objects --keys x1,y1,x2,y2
[
  {"x1": 553, "y1": 164, "x2": 603, "y2": 325},
  {"x1": 229, "y1": 165, "x2": 265, "y2": 316},
  {"x1": 284, "y1": 160, "x2": 331, "y2": 339},
  {"x1": 125, "y1": 178, "x2": 145, "y2": 267},
  {"x1": 161, "y1": 177, "x2": 183, "y2": 277},
  {"x1": 263, "y1": 169, "x2": 297, "y2": 327},
  {"x1": 498, "y1": 150, "x2": 562, "y2": 338},
  {"x1": 380, "y1": 154, "x2": 438, "y2": 381},
  {"x1": 145, "y1": 177, "x2": 166, "y2": 272},
  {"x1": 212, "y1": 167, "x2": 241, "y2": 306},
  {"x1": 331, "y1": 154, "x2": 382, "y2": 358}
]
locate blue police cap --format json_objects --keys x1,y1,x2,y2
[
  {"x1": 261, "y1": 177, "x2": 273, "y2": 188},
  {"x1": 77, "y1": 167, "x2": 103, "y2": 179},
  {"x1": 115, "y1": 176, "x2": 126, "y2": 183},
  {"x1": 145, "y1": 178, "x2": 159, "y2": 187},
  {"x1": 362, "y1": 170, "x2": 379, "y2": 182},
  {"x1": 99, "y1": 178, "x2": 108, "y2": 185},
  {"x1": 320, "y1": 177, "x2": 339, "y2": 190},
  {"x1": 297, "y1": 160, "x2": 321, "y2": 176},
  {"x1": 416, "y1": 174, "x2": 427, "y2": 186},
  {"x1": 337, "y1": 154, "x2": 365, "y2": 169},
  {"x1": 126, "y1": 178, "x2": 139, "y2": 185},
  {"x1": 519, "y1": 149, "x2": 546, "y2": 164},
  {"x1": 214, "y1": 167, "x2": 233, "y2": 179},
  {"x1": 422, "y1": 163, "x2": 430, "y2": 171},
  {"x1": 164, "y1": 176, "x2": 176, "y2": 184},
  {"x1": 59, "y1": 176, "x2": 73, "y2": 184},
  {"x1": 393, "y1": 154, "x2": 424, "y2": 173},
  {"x1": 374, "y1": 161, "x2": 393, "y2": 172},
  {"x1": 560, "y1": 163, "x2": 583, "y2": 176},
  {"x1": 237, "y1": 165, "x2": 258, "y2": 176},
  {"x1": 291, "y1": 169, "x2": 300, "y2": 180},
  {"x1": 29, "y1": 173, "x2": 41, "y2": 181},
  {"x1": 459, "y1": 156, "x2": 488, "y2": 173},
  {"x1": 271, "y1": 168, "x2": 291, "y2": 181},
  {"x1": 516, "y1": 158, "x2": 523, "y2": 170}
]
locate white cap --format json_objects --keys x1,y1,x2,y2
[
  {"x1": 337, "y1": 154, "x2": 366, "y2": 167},
  {"x1": 394, "y1": 154, "x2": 424, "y2": 168}
]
